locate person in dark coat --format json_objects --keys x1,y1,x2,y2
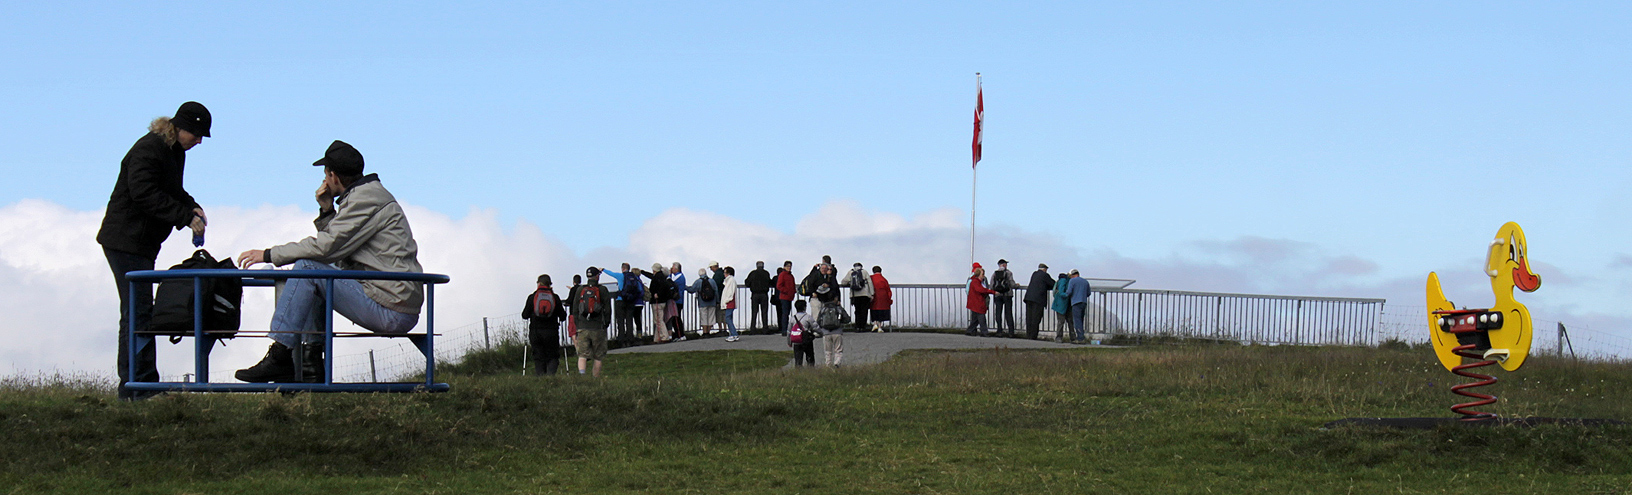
[
  {"x1": 97, "y1": 101, "x2": 212, "y2": 401},
  {"x1": 1023, "y1": 263, "x2": 1056, "y2": 340},
  {"x1": 744, "y1": 261, "x2": 773, "y2": 333},
  {"x1": 521, "y1": 274, "x2": 567, "y2": 375}
]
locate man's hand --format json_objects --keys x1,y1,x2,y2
[
  {"x1": 236, "y1": 249, "x2": 267, "y2": 268},
  {"x1": 315, "y1": 180, "x2": 335, "y2": 209}
]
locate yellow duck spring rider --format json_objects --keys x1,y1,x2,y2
[{"x1": 1425, "y1": 221, "x2": 1542, "y2": 421}]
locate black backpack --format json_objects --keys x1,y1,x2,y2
[
  {"x1": 697, "y1": 279, "x2": 717, "y2": 302},
  {"x1": 149, "y1": 249, "x2": 242, "y2": 342},
  {"x1": 848, "y1": 269, "x2": 867, "y2": 291},
  {"x1": 992, "y1": 270, "x2": 1011, "y2": 292}
]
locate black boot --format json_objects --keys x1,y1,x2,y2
[
  {"x1": 236, "y1": 342, "x2": 296, "y2": 383},
  {"x1": 299, "y1": 341, "x2": 326, "y2": 383}
]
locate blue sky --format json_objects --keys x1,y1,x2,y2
[{"x1": 5, "y1": 2, "x2": 1632, "y2": 348}]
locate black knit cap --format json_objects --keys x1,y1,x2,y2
[
  {"x1": 312, "y1": 140, "x2": 365, "y2": 176},
  {"x1": 172, "y1": 101, "x2": 211, "y2": 137}
]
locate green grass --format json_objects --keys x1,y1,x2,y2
[{"x1": 2, "y1": 345, "x2": 1630, "y2": 493}]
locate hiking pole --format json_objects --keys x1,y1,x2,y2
[{"x1": 522, "y1": 341, "x2": 529, "y2": 376}]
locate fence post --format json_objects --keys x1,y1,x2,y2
[
  {"x1": 369, "y1": 350, "x2": 377, "y2": 382},
  {"x1": 483, "y1": 317, "x2": 491, "y2": 350}
]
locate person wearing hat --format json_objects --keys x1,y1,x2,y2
[
  {"x1": 232, "y1": 140, "x2": 425, "y2": 383},
  {"x1": 1023, "y1": 263, "x2": 1057, "y2": 340},
  {"x1": 990, "y1": 259, "x2": 1018, "y2": 338},
  {"x1": 571, "y1": 267, "x2": 613, "y2": 377},
  {"x1": 709, "y1": 261, "x2": 727, "y2": 333},
  {"x1": 966, "y1": 265, "x2": 997, "y2": 337},
  {"x1": 98, "y1": 102, "x2": 212, "y2": 400}
]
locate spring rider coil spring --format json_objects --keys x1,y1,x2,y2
[{"x1": 1436, "y1": 310, "x2": 1501, "y2": 420}]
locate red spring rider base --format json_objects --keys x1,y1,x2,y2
[{"x1": 1433, "y1": 308, "x2": 1502, "y2": 421}]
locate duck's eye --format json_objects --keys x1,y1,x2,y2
[{"x1": 1509, "y1": 237, "x2": 1517, "y2": 262}]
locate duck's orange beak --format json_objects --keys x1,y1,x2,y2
[{"x1": 1513, "y1": 257, "x2": 1541, "y2": 292}]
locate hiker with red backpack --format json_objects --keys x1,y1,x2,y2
[
  {"x1": 572, "y1": 267, "x2": 613, "y2": 377},
  {"x1": 521, "y1": 274, "x2": 566, "y2": 375}
]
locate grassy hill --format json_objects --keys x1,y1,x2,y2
[{"x1": 2, "y1": 343, "x2": 1629, "y2": 494}]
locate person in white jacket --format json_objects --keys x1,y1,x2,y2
[
  {"x1": 839, "y1": 262, "x2": 874, "y2": 332},
  {"x1": 720, "y1": 266, "x2": 740, "y2": 342}
]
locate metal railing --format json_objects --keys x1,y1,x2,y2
[{"x1": 512, "y1": 282, "x2": 1385, "y2": 347}]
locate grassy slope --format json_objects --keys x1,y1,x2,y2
[{"x1": 2, "y1": 344, "x2": 1630, "y2": 494}]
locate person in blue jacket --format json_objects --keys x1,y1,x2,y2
[
  {"x1": 1051, "y1": 273, "x2": 1071, "y2": 342},
  {"x1": 1064, "y1": 270, "x2": 1092, "y2": 343}
]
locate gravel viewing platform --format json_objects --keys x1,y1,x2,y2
[{"x1": 608, "y1": 331, "x2": 1100, "y2": 367}]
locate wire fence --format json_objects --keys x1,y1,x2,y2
[{"x1": 171, "y1": 283, "x2": 1632, "y2": 382}]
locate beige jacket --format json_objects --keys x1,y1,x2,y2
[{"x1": 268, "y1": 174, "x2": 425, "y2": 314}]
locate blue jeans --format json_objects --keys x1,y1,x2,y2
[
  {"x1": 723, "y1": 308, "x2": 738, "y2": 337},
  {"x1": 269, "y1": 260, "x2": 418, "y2": 348},
  {"x1": 1070, "y1": 302, "x2": 1087, "y2": 341},
  {"x1": 105, "y1": 248, "x2": 158, "y2": 397}
]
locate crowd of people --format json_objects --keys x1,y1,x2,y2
[
  {"x1": 966, "y1": 259, "x2": 1096, "y2": 344},
  {"x1": 521, "y1": 256, "x2": 1104, "y2": 376},
  {"x1": 520, "y1": 255, "x2": 896, "y2": 375}
]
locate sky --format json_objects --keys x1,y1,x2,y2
[{"x1": 3, "y1": 1, "x2": 1632, "y2": 376}]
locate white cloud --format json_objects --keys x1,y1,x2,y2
[{"x1": 2, "y1": 198, "x2": 1629, "y2": 380}]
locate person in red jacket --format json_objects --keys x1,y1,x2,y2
[
  {"x1": 775, "y1": 260, "x2": 797, "y2": 335},
  {"x1": 966, "y1": 264, "x2": 996, "y2": 337},
  {"x1": 869, "y1": 266, "x2": 892, "y2": 332}
]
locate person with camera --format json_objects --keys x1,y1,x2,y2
[
  {"x1": 232, "y1": 140, "x2": 424, "y2": 383},
  {"x1": 98, "y1": 102, "x2": 213, "y2": 400}
]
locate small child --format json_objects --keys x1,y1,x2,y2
[{"x1": 788, "y1": 300, "x2": 818, "y2": 367}]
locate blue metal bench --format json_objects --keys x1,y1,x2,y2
[{"x1": 123, "y1": 269, "x2": 452, "y2": 393}]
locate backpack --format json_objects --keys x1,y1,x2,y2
[
  {"x1": 798, "y1": 268, "x2": 819, "y2": 297},
  {"x1": 848, "y1": 269, "x2": 867, "y2": 291},
  {"x1": 818, "y1": 304, "x2": 849, "y2": 331},
  {"x1": 575, "y1": 285, "x2": 605, "y2": 318},
  {"x1": 992, "y1": 270, "x2": 1011, "y2": 292},
  {"x1": 620, "y1": 275, "x2": 642, "y2": 302},
  {"x1": 789, "y1": 318, "x2": 807, "y2": 344},
  {"x1": 697, "y1": 279, "x2": 717, "y2": 302},
  {"x1": 532, "y1": 287, "x2": 556, "y2": 317},
  {"x1": 149, "y1": 249, "x2": 242, "y2": 342}
]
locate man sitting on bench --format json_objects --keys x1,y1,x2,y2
[{"x1": 233, "y1": 140, "x2": 424, "y2": 383}]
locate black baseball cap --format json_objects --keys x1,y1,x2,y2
[
  {"x1": 313, "y1": 140, "x2": 365, "y2": 176},
  {"x1": 172, "y1": 101, "x2": 211, "y2": 138}
]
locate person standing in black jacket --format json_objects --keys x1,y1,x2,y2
[
  {"x1": 744, "y1": 261, "x2": 772, "y2": 333},
  {"x1": 1023, "y1": 263, "x2": 1056, "y2": 340},
  {"x1": 521, "y1": 274, "x2": 567, "y2": 375},
  {"x1": 96, "y1": 102, "x2": 212, "y2": 401},
  {"x1": 990, "y1": 260, "x2": 1018, "y2": 338}
]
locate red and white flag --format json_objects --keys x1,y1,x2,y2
[{"x1": 971, "y1": 76, "x2": 983, "y2": 168}]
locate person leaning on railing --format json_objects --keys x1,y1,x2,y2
[
  {"x1": 233, "y1": 140, "x2": 425, "y2": 383},
  {"x1": 1022, "y1": 263, "x2": 1055, "y2": 340}
]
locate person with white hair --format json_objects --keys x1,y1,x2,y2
[{"x1": 688, "y1": 268, "x2": 720, "y2": 335}]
